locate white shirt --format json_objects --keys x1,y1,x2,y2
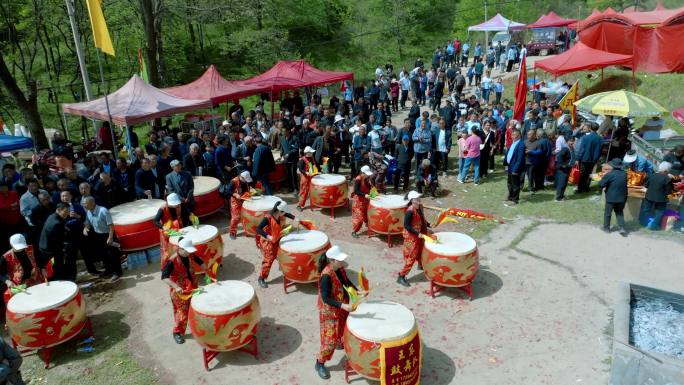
[
  {"x1": 554, "y1": 135, "x2": 567, "y2": 154},
  {"x1": 86, "y1": 205, "x2": 113, "y2": 234},
  {"x1": 437, "y1": 129, "x2": 447, "y2": 152},
  {"x1": 481, "y1": 76, "x2": 492, "y2": 90},
  {"x1": 369, "y1": 130, "x2": 383, "y2": 150},
  {"x1": 375, "y1": 68, "x2": 383, "y2": 78}
]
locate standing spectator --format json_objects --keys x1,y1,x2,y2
[
  {"x1": 135, "y1": 158, "x2": 158, "y2": 199},
  {"x1": 399, "y1": 74, "x2": 410, "y2": 109},
  {"x1": 639, "y1": 162, "x2": 674, "y2": 230},
  {"x1": 474, "y1": 60, "x2": 484, "y2": 89},
  {"x1": 165, "y1": 160, "x2": 195, "y2": 209},
  {"x1": 494, "y1": 78, "x2": 504, "y2": 105},
  {"x1": 97, "y1": 121, "x2": 114, "y2": 151},
  {"x1": 29, "y1": 192, "x2": 54, "y2": 246},
  {"x1": 555, "y1": 137, "x2": 575, "y2": 201},
  {"x1": 481, "y1": 70, "x2": 493, "y2": 104},
  {"x1": 506, "y1": 45, "x2": 516, "y2": 72},
  {"x1": 368, "y1": 126, "x2": 384, "y2": 154},
  {"x1": 461, "y1": 41, "x2": 470, "y2": 66},
  {"x1": 523, "y1": 130, "x2": 543, "y2": 192},
  {"x1": 433, "y1": 118, "x2": 451, "y2": 174},
  {"x1": 148, "y1": 155, "x2": 165, "y2": 197},
  {"x1": 0, "y1": 182, "x2": 22, "y2": 251},
  {"x1": 390, "y1": 79, "x2": 400, "y2": 112},
  {"x1": 183, "y1": 143, "x2": 205, "y2": 176},
  {"x1": 473, "y1": 42, "x2": 482, "y2": 64},
  {"x1": 412, "y1": 121, "x2": 432, "y2": 173},
  {"x1": 39, "y1": 203, "x2": 71, "y2": 281},
  {"x1": 83, "y1": 197, "x2": 121, "y2": 282},
  {"x1": 504, "y1": 130, "x2": 526, "y2": 205},
  {"x1": 535, "y1": 130, "x2": 552, "y2": 190},
  {"x1": 112, "y1": 157, "x2": 135, "y2": 200},
  {"x1": 393, "y1": 135, "x2": 412, "y2": 192},
  {"x1": 19, "y1": 179, "x2": 46, "y2": 228},
  {"x1": 251, "y1": 136, "x2": 275, "y2": 195},
  {"x1": 93, "y1": 172, "x2": 127, "y2": 209},
  {"x1": 0, "y1": 338, "x2": 27, "y2": 385},
  {"x1": 575, "y1": 123, "x2": 603, "y2": 193},
  {"x1": 598, "y1": 159, "x2": 628, "y2": 236},
  {"x1": 479, "y1": 121, "x2": 495, "y2": 178},
  {"x1": 352, "y1": 125, "x2": 371, "y2": 176},
  {"x1": 280, "y1": 125, "x2": 300, "y2": 193},
  {"x1": 455, "y1": 70, "x2": 466, "y2": 97},
  {"x1": 214, "y1": 135, "x2": 234, "y2": 182},
  {"x1": 458, "y1": 129, "x2": 482, "y2": 185}
]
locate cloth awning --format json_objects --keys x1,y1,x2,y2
[
  {"x1": 673, "y1": 107, "x2": 684, "y2": 127},
  {"x1": 162, "y1": 65, "x2": 267, "y2": 106},
  {"x1": 241, "y1": 60, "x2": 354, "y2": 93},
  {"x1": 534, "y1": 42, "x2": 633, "y2": 76},
  {"x1": 468, "y1": 13, "x2": 526, "y2": 32},
  {"x1": 527, "y1": 11, "x2": 577, "y2": 28},
  {"x1": 62, "y1": 75, "x2": 212, "y2": 126},
  {"x1": 0, "y1": 135, "x2": 33, "y2": 152}
]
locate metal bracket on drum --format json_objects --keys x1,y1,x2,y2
[
  {"x1": 12, "y1": 317, "x2": 94, "y2": 369},
  {"x1": 202, "y1": 336, "x2": 258, "y2": 371},
  {"x1": 427, "y1": 280, "x2": 473, "y2": 300},
  {"x1": 344, "y1": 359, "x2": 359, "y2": 384}
]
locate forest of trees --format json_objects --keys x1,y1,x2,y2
[{"x1": 0, "y1": 0, "x2": 680, "y2": 147}]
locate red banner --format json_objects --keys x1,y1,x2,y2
[
  {"x1": 380, "y1": 329, "x2": 421, "y2": 385},
  {"x1": 513, "y1": 54, "x2": 528, "y2": 122}
]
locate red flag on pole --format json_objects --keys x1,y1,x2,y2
[{"x1": 513, "y1": 54, "x2": 528, "y2": 122}]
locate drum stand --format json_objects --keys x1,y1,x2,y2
[
  {"x1": 283, "y1": 277, "x2": 318, "y2": 294},
  {"x1": 367, "y1": 229, "x2": 397, "y2": 248},
  {"x1": 202, "y1": 336, "x2": 258, "y2": 371},
  {"x1": 427, "y1": 280, "x2": 473, "y2": 300},
  {"x1": 13, "y1": 317, "x2": 94, "y2": 369},
  {"x1": 343, "y1": 359, "x2": 360, "y2": 384}
]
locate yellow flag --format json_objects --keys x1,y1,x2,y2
[
  {"x1": 85, "y1": 0, "x2": 115, "y2": 56},
  {"x1": 559, "y1": 81, "x2": 579, "y2": 125}
]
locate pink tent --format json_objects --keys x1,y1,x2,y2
[
  {"x1": 527, "y1": 11, "x2": 577, "y2": 28},
  {"x1": 242, "y1": 60, "x2": 354, "y2": 93},
  {"x1": 674, "y1": 107, "x2": 684, "y2": 127},
  {"x1": 534, "y1": 42, "x2": 633, "y2": 76},
  {"x1": 467, "y1": 13, "x2": 526, "y2": 32},
  {"x1": 162, "y1": 65, "x2": 267, "y2": 106},
  {"x1": 62, "y1": 75, "x2": 212, "y2": 126}
]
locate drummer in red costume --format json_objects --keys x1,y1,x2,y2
[
  {"x1": 296, "y1": 146, "x2": 319, "y2": 211},
  {"x1": 350, "y1": 165, "x2": 374, "y2": 239},
  {"x1": 255, "y1": 201, "x2": 296, "y2": 288},
  {"x1": 154, "y1": 193, "x2": 192, "y2": 260},
  {"x1": 227, "y1": 171, "x2": 253, "y2": 240},
  {"x1": 315, "y1": 245, "x2": 362, "y2": 379},
  {"x1": 1, "y1": 234, "x2": 49, "y2": 304},
  {"x1": 161, "y1": 237, "x2": 206, "y2": 344},
  {"x1": 397, "y1": 191, "x2": 431, "y2": 287}
]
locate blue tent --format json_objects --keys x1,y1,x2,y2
[{"x1": 0, "y1": 135, "x2": 33, "y2": 152}]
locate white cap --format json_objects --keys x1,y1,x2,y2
[
  {"x1": 326, "y1": 245, "x2": 348, "y2": 262},
  {"x1": 166, "y1": 193, "x2": 182, "y2": 207},
  {"x1": 178, "y1": 238, "x2": 197, "y2": 253},
  {"x1": 304, "y1": 146, "x2": 315, "y2": 154},
  {"x1": 222, "y1": 120, "x2": 230, "y2": 126},
  {"x1": 406, "y1": 190, "x2": 422, "y2": 200},
  {"x1": 9, "y1": 234, "x2": 28, "y2": 251},
  {"x1": 657, "y1": 161, "x2": 672, "y2": 173},
  {"x1": 623, "y1": 152, "x2": 637, "y2": 164},
  {"x1": 360, "y1": 165, "x2": 373, "y2": 176},
  {"x1": 276, "y1": 202, "x2": 288, "y2": 212},
  {"x1": 240, "y1": 171, "x2": 253, "y2": 183}
]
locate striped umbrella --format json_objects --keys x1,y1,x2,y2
[{"x1": 574, "y1": 90, "x2": 667, "y2": 118}]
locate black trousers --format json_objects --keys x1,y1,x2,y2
[
  {"x1": 555, "y1": 169, "x2": 570, "y2": 200},
  {"x1": 506, "y1": 60, "x2": 514, "y2": 72},
  {"x1": 524, "y1": 164, "x2": 536, "y2": 191},
  {"x1": 393, "y1": 163, "x2": 411, "y2": 191},
  {"x1": 81, "y1": 233, "x2": 102, "y2": 273},
  {"x1": 48, "y1": 249, "x2": 76, "y2": 282},
  {"x1": 507, "y1": 172, "x2": 522, "y2": 203},
  {"x1": 534, "y1": 161, "x2": 547, "y2": 191},
  {"x1": 400, "y1": 90, "x2": 408, "y2": 108},
  {"x1": 432, "y1": 152, "x2": 448, "y2": 172},
  {"x1": 578, "y1": 161, "x2": 595, "y2": 193},
  {"x1": 604, "y1": 202, "x2": 626, "y2": 229},
  {"x1": 93, "y1": 232, "x2": 123, "y2": 276},
  {"x1": 285, "y1": 161, "x2": 298, "y2": 192}
]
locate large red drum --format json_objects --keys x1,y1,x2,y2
[
  {"x1": 110, "y1": 199, "x2": 166, "y2": 251},
  {"x1": 6, "y1": 281, "x2": 87, "y2": 349},
  {"x1": 421, "y1": 232, "x2": 479, "y2": 288},
  {"x1": 277, "y1": 230, "x2": 330, "y2": 283},
  {"x1": 193, "y1": 176, "x2": 223, "y2": 217},
  {"x1": 189, "y1": 281, "x2": 260, "y2": 352},
  {"x1": 310, "y1": 174, "x2": 348, "y2": 209},
  {"x1": 240, "y1": 196, "x2": 284, "y2": 236},
  {"x1": 269, "y1": 150, "x2": 286, "y2": 184},
  {"x1": 167, "y1": 225, "x2": 223, "y2": 272},
  {"x1": 368, "y1": 195, "x2": 408, "y2": 235},
  {"x1": 344, "y1": 301, "x2": 419, "y2": 380}
]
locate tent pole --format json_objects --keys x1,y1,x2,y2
[
  {"x1": 95, "y1": 48, "x2": 116, "y2": 152},
  {"x1": 62, "y1": 113, "x2": 69, "y2": 141},
  {"x1": 125, "y1": 125, "x2": 133, "y2": 161},
  {"x1": 601, "y1": 68, "x2": 604, "y2": 80},
  {"x1": 632, "y1": 70, "x2": 637, "y2": 92}
]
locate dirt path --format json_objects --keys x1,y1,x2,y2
[{"x1": 120, "y1": 206, "x2": 683, "y2": 385}]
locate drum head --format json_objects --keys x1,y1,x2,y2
[
  {"x1": 370, "y1": 194, "x2": 409, "y2": 209},
  {"x1": 193, "y1": 176, "x2": 220, "y2": 195},
  {"x1": 7, "y1": 281, "x2": 79, "y2": 314},
  {"x1": 346, "y1": 301, "x2": 416, "y2": 342},
  {"x1": 191, "y1": 281, "x2": 255, "y2": 315},
  {"x1": 169, "y1": 224, "x2": 219, "y2": 245},
  {"x1": 242, "y1": 195, "x2": 284, "y2": 211},
  {"x1": 110, "y1": 199, "x2": 166, "y2": 225},
  {"x1": 312, "y1": 174, "x2": 346, "y2": 186},
  {"x1": 425, "y1": 232, "x2": 477, "y2": 256},
  {"x1": 280, "y1": 230, "x2": 329, "y2": 253}
]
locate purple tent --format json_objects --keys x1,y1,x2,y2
[{"x1": 468, "y1": 13, "x2": 526, "y2": 32}]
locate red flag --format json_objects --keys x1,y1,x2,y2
[{"x1": 513, "y1": 54, "x2": 528, "y2": 122}]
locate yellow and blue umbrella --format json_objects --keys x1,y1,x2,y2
[{"x1": 574, "y1": 90, "x2": 667, "y2": 118}]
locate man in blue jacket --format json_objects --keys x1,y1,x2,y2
[
  {"x1": 504, "y1": 130, "x2": 526, "y2": 205},
  {"x1": 251, "y1": 136, "x2": 275, "y2": 195},
  {"x1": 575, "y1": 122, "x2": 603, "y2": 193}
]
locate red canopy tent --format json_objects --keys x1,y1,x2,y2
[
  {"x1": 534, "y1": 42, "x2": 633, "y2": 77},
  {"x1": 527, "y1": 11, "x2": 577, "y2": 29},
  {"x1": 62, "y1": 75, "x2": 212, "y2": 126},
  {"x1": 162, "y1": 65, "x2": 266, "y2": 106},
  {"x1": 242, "y1": 60, "x2": 354, "y2": 93},
  {"x1": 674, "y1": 107, "x2": 684, "y2": 127}
]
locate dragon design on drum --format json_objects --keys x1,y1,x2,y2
[
  {"x1": 311, "y1": 184, "x2": 347, "y2": 208},
  {"x1": 368, "y1": 206, "x2": 403, "y2": 234},
  {"x1": 189, "y1": 300, "x2": 261, "y2": 352},
  {"x1": 421, "y1": 249, "x2": 479, "y2": 286},
  {"x1": 344, "y1": 331, "x2": 382, "y2": 379}
]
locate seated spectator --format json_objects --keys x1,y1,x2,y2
[{"x1": 416, "y1": 158, "x2": 438, "y2": 197}]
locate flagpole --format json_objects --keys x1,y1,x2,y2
[{"x1": 95, "y1": 47, "x2": 118, "y2": 156}]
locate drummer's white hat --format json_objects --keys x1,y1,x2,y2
[
  {"x1": 326, "y1": 245, "x2": 348, "y2": 262},
  {"x1": 9, "y1": 234, "x2": 28, "y2": 251},
  {"x1": 360, "y1": 165, "x2": 373, "y2": 176},
  {"x1": 178, "y1": 238, "x2": 197, "y2": 253},
  {"x1": 304, "y1": 146, "x2": 315, "y2": 154},
  {"x1": 623, "y1": 150, "x2": 637, "y2": 164},
  {"x1": 240, "y1": 171, "x2": 253, "y2": 183},
  {"x1": 276, "y1": 202, "x2": 288, "y2": 212},
  {"x1": 166, "y1": 193, "x2": 182, "y2": 207},
  {"x1": 406, "y1": 190, "x2": 422, "y2": 200}
]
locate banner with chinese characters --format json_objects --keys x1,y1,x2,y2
[{"x1": 379, "y1": 329, "x2": 421, "y2": 385}]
